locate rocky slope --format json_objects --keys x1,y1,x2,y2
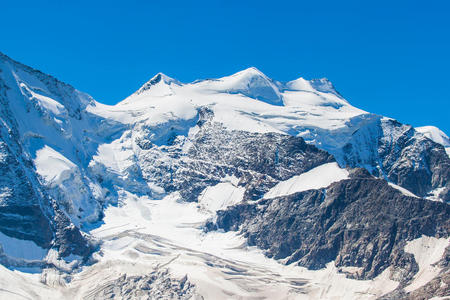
[
  {"x1": 341, "y1": 117, "x2": 450, "y2": 201},
  {"x1": 210, "y1": 168, "x2": 449, "y2": 281}
]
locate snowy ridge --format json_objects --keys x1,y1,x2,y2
[
  {"x1": 191, "y1": 67, "x2": 283, "y2": 105},
  {"x1": 132, "y1": 72, "x2": 181, "y2": 98}
]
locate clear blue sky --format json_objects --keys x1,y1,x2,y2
[{"x1": 1, "y1": 0, "x2": 449, "y2": 133}]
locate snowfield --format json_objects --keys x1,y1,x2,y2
[
  {"x1": 264, "y1": 162, "x2": 349, "y2": 199},
  {"x1": 0, "y1": 190, "x2": 401, "y2": 299},
  {"x1": 34, "y1": 145, "x2": 77, "y2": 185}
]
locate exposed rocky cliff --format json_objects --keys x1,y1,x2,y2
[
  {"x1": 211, "y1": 168, "x2": 449, "y2": 282},
  {"x1": 342, "y1": 117, "x2": 450, "y2": 201},
  {"x1": 136, "y1": 109, "x2": 334, "y2": 202}
]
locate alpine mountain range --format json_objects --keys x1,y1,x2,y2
[{"x1": 0, "y1": 51, "x2": 449, "y2": 299}]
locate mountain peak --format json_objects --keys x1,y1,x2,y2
[
  {"x1": 150, "y1": 72, "x2": 178, "y2": 85},
  {"x1": 231, "y1": 67, "x2": 267, "y2": 78},
  {"x1": 204, "y1": 67, "x2": 283, "y2": 105},
  {"x1": 135, "y1": 72, "x2": 181, "y2": 96},
  {"x1": 284, "y1": 76, "x2": 342, "y2": 99},
  {"x1": 309, "y1": 78, "x2": 340, "y2": 95}
]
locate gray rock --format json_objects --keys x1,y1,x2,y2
[
  {"x1": 138, "y1": 109, "x2": 334, "y2": 202},
  {"x1": 342, "y1": 117, "x2": 450, "y2": 200}
]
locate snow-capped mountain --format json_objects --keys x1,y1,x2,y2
[{"x1": 0, "y1": 52, "x2": 448, "y2": 299}]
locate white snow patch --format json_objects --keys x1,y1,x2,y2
[
  {"x1": 0, "y1": 264, "x2": 60, "y2": 299},
  {"x1": 23, "y1": 84, "x2": 66, "y2": 115},
  {"x1": 265, "y1": 162, "x2": 349, "y2": 199},
  {"x1": 198, "y1": 176, "x2": 245, "y2": 213},
  {"x1": 388, "y1": 182, "x2": 419, "y2": 198},
  {"x1": 404, "y1": 236, "x2": 449, "y2": 292},
  {"x1": 34, "y1": 145, "x2": 76, "y2": 185},
  {"x1": 91, "y1": 137, "x2": 135, "y2": 175}
]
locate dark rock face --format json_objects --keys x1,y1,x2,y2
[
  {"x1": 138, "y1": 109, "x2": 334, "y2": 201},
  {"x1": 136, "y1": 110, "x2": 450, "y2": 207},
  {"x1": 212, "y1": 175, "x2": 450, "y2": 281},
  {"x1": 52, "y1": 203, "x2": 95, "y2": 258},
  {"x1": 0, "y1": 140, "x2": 53, "y2": 247},
  {"x1": 342, "y1": 117, "x2": 450, "y2": 201}
]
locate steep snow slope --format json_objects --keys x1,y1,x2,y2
[
  {"x1": 0, "y1": 52, "x2": 448, "y2": 299},
  {"x1": 404, "y1": 236, "x2": 449, "y2": 293},
  {"x1": 0, "y1": 52, "x2": 115, "y2": 265},
  {"x1": 0, "y1": 52, "x2": 107, "y2": 227}
]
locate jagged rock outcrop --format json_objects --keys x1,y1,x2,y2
[{"x1": 342, "y1": 117, "x2": 450, "y2": 201}]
